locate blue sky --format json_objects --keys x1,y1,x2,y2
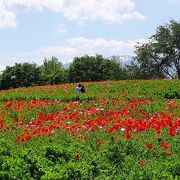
[{"x1": 0, "y1": 0, "x2": 180, "y2": 71}]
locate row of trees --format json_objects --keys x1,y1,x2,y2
[
  {"x1": 0, "y1": 20, "x2": 179, "y2": 90},
  {"x1": 0, "y1": 55, "x2": 126, "y2": 90}
]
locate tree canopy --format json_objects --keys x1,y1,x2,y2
[
  {"x1": 0, "y1": 63, "x2": 42, "y2": 90},
  {"x1": 68, "y1": 54, "x2": 124, "y2": 82},
  {"x1": 41, "y1": 56, "x2": 67, "y2": 85},
  {"x1": 134, "y1": 20, "x2": 180, "y2": 79}
]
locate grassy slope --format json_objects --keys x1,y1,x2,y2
[{"x1": 0, "y1": 80, "x2": 180, "y2": 179}]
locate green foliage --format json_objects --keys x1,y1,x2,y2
[
  {"x1": 124, "y1": 61, "x2": 142, "y2": 80},
  {"x1": 68, "y1": 54, "x2": 124, "y2": 82},
  {"x1": 0, "y1": 57, "x2": 68, "y2": 90},
  {"x1": 41, "y1": 56, "x2": 67, "y2": 85},
  {"x1": 0, "y1": 80, "x2": 179, "y2": 179},
  {"x1": 134, "y1": 20, "x2": 180, "y2": 79},
  {"x1": 0, "y1": 63, "x2": 43, "y2": 90}
]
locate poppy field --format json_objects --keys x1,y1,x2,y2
[{"x1": 0, "y1": 80, "x2": 180, "y2": 179}]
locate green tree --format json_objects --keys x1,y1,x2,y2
[
  {"x1": 124, "y1": 61, "x2": 141, "y2": 80},
  {"x1": 41, "y1": 56, "x2": 67, "y2": 84},
  {"x1": 134, "y1": 20, "x2": 180, "y2": 79},
  {"x1": 0, "y1": 63, "x2": 42, "y2": 90},
  {"x1": 68, "y1": 54, "x2": 124, "y2": 82}
]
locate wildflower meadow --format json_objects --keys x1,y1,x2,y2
[{"x1": 0, "y1": 80, "x2": 179, "y2": 179}]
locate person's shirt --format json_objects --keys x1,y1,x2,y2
[{"x1": 76, "y1": 86, "x2": 81, "y2": 93}]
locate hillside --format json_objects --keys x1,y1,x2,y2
[{"x1": 0, "y1": 80, "x2": 179, "y2": 179}]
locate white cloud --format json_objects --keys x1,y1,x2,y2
[
  {"x1": 4, "y1": 0, "x2": 65, "y2": 12},
  {"x1": 0, "y1": 2, "x2": 16, "y2": 28},
  {"x1": 56, "y1": 24, "x2": 67, "y2": 33},
  {"x1": 1, "y1": 0, "x2": 145, "y2": 27},
  {"x1": 65, "y1": 37, "x2": 147, "y2": 55},
  {"x1": 59, "y1": 0, "x2": 145, "y2": 23},
  {"x1": 13, "y1": 37, "x2": 147, "y2": 64}
]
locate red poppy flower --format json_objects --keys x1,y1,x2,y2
[
  {"x1": 161, "y1": 143, "x2": 167, "y2": 149},
  {"x1": 97, "y1": 141, "x2": 104, "y2": 145},
  {"x1": 17, "y1": 142, "x2": 21, "y2": 145},
  {"x1": 125, "y1": 131, "x2": 131, "y2": 140},
  {"x1": 25, "y1": 135, "x2": 32, "y2": 141},
  {"x1": 139, "y1": 161, "x2": 146, "y2": 166},
  {"x1": 166, "y1": 151, "x2": 172, "y2": 156},
  {"x1": 146, "y1": 143, "x2": 152, "y2": 148}
]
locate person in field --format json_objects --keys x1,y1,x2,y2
[
  {"x1": 76, "y1": 84, "x2": 82, "y2": 93},
  {"x1": 80, "y1": 85, "x2": 86, "y2": 93},
  {"x1": 75, "y1": 84, "x2": 86, "y2": 93}
]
